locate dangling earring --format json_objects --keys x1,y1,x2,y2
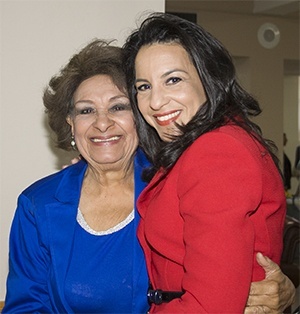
[{"x1": 71, "y1": 135, "x2": 76, "y2": 150}]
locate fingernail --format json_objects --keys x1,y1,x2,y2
[{"x1": 257, "y1": 252, "x2": 268, "y2": 262}]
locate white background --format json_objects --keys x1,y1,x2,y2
[{"x1": 0, "y1": 0, "x2": 164, "y2": 300}]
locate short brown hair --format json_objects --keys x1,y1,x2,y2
[{"x1": 43, "y1": 39, "x2": 125, "y2": 150}]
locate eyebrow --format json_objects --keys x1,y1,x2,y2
[
  {"x1": 74, "y1": 100, "x2": 93, "y2": 106},
  {"x1": 74, "y1": 95, "x2": 128, "y2": 106},
  {"x1": 135, "y1": 77, "x2": 149, "y2": 84},
  {"x1": 110, "y1": 95, "x2": 129, "y2": 101},
  {"x1": 135, "y1": 68, "x2": 188, "y2": 84}
]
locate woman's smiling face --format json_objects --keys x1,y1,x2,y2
[
  {"x1": 134, "y1": 43, "x2": 207, "y2": 141},
  {"x1": 67, "y1": 74, "x2": 138, "y2": 169}
]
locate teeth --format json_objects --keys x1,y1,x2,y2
[
  {"x1": 156, "y1": 111, "x2": 180, "y2": 122},
  {"x1": 92, "y1": 136, "x2": 120, "y2": 143}
]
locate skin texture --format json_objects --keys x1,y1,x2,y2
[
  {"x1": 67, "y1": 75, "x2": 138, "y2": 172},
  {"x1": 245, "y1": 253, "x2": 295, "y2": 314},
  {"x1": 135, "y1": 43, "x2": 206, "y2": 141}
]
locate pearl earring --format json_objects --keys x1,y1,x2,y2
[{"x1": 71, "y1": 136, "x2": 76, "y2": 149}]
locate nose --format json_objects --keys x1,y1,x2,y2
[
  {"x1": 93, "y1": 111, "x2": 115, "y2": 132},
  {"x1": 149, "y1": 86, "x2": 168, "y2": 111}
]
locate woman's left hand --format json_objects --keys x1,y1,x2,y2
[{"x1": 244, "y1": 253, "x2": 295, "y2": 314}]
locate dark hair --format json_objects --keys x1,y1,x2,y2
[
  {"x1": 123, "y1": 12, "x2": 280, "y2": 179},
  {"x1": 44, "y1": 39, "x2": 126, "y2": 150}
]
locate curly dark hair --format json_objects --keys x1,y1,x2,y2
[
  {"x1": 123, "y1": 12, "x2": 280, "y2": 180},
  {"x1": 43, "y1": 39, "x2": 126, "y2": 150}
]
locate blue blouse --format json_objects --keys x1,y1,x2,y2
[{"x1": 65, "y1": 210, "x2": 137, "y2": 313}]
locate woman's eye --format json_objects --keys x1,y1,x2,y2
[
  {"x1": 136, "y1": 84, "x2": 150, "y2": 92},
  {"x1": 75, "y1": 107, "x2": 95, "y2": 115},
  {"x1": 109, "y1": 103, "x2": 132, "y2": 113},
  {"x1": 82, "y1": 108, "x2": 95, "y2": 114},
  {"x1": 167, "y1": 77, "x2": 182, "y2": 85}
]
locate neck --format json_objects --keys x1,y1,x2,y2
[{"x1": 85, "y1": 161, "x2": 134, "y2": 190}]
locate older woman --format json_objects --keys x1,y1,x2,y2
[
  {"x1": 123, "y1": 13, "x2": 295, "y2": 313},
  {"x1": 3, "y1": 40, "x2": 149, "y2": 313},
  {"x1": 3, "y1": 39, "x2": 295, "y2": 313}
]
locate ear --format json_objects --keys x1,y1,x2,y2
[{"x1": 66, "y1": 115, "x2": 74, "y2": 134}]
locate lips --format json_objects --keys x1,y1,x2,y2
[
  {"x1": 91, "y1": 136, "x2": 121, "y2": 143},
  {"x1": 154, "y1": 110, "x2": 181, "y2": 126}
]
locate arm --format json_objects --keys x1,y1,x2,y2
[
  {"x1": 245, "y1": 253, "x2": 296, "y2": 314},
  {"x1": 3, "y1": 194, "x2": 53, "y2": 313},
  {"x1": 155, "y1": 132, "x2": 285, "y2": 312}
]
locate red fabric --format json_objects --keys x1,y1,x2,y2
[{"x1": 137, "y1": 125, "x2": 286, "y2": 313}]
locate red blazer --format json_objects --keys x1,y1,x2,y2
[{"x1": 137, "y1": 124, "x2": 286, "y2": 313}]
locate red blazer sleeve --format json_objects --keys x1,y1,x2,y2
[{"x1": 150, "y1": 130, "x2": 284, "y2": 313}]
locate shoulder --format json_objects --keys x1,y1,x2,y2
[
  {"x1": 186, "y1": 125, "x2": 264, "y2": 158},
  {"x1": 200, "y1": 124, "x2": 255, "y2": 145},
  {"x1": 176, "y1": 125, "x2": 267, "y2": 179},
  {"x1": 21, "y1": 160, "x2": 87, "y2": 200},
  {"x1": 134, "y1": 147, "x2": 151, "y2": 169},
  {"x1": 134, "y1": 148, "x2": 150, "y2": 194},
  {"x1": 175, "y1": 126, "x2": 265, "y2": 205},
  {"x1": 23, "y1": 170, "x2": 64, "y2": 196}
]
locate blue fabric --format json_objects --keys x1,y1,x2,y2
[
  {"x1": 3, "y1": 149, "x2": 150, "y2": 314},
  {"x1": 64, "y1": 220, "x2": 136, "y2": 313}
]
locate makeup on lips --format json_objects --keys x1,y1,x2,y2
[
  {"x1": 153, "y1": 110, "x2": 181, "y2": 126},
  {"x1": 90, "y1": 135, "x2": 122, "y2": 145}
]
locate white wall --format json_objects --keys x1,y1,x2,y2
[{"x1": 0, "y1": 0, "x2": 164, "y2": 300}]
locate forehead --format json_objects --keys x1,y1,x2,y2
[
  {"x1": 74, "y1": 74, "x2": 127, "y2": 100},
  {"x1": 135, "y1": 43, "x2": 194, "y2": 74}
]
